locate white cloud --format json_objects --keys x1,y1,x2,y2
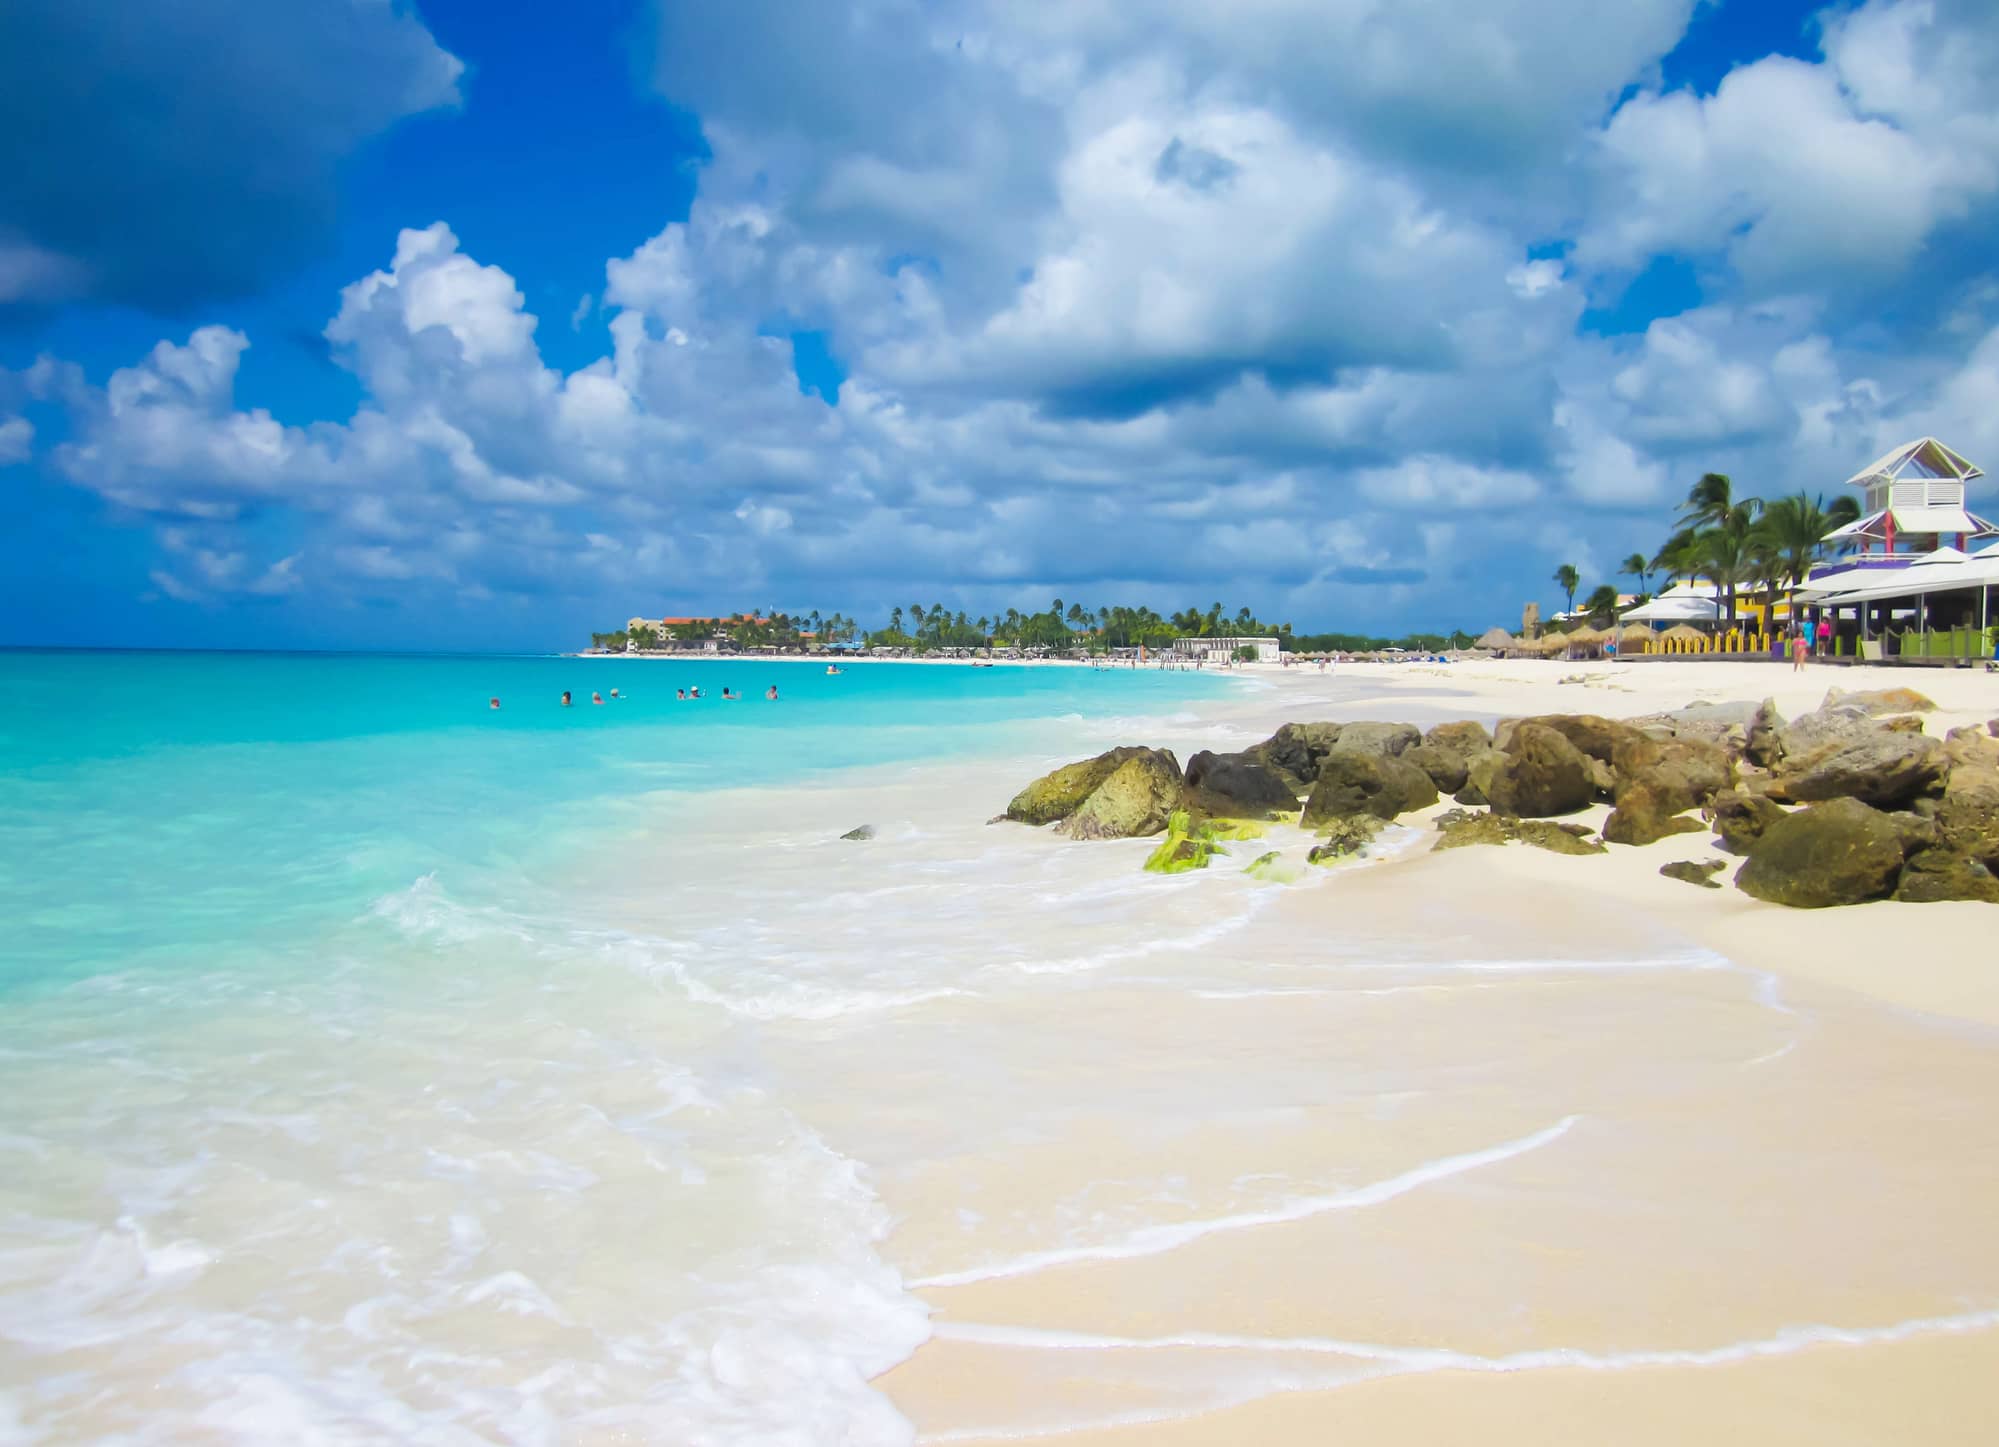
[{"x1": 0, "y1": 415, "x2": 31, "y2": 463}]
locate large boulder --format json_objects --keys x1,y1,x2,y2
[
  {"x1": 1602, "y1": 780, "x2": 1708, "y2": 846},
  {"x1": 1302, "y1": 751, "x2": 1439, "y2": 824},
  {"x1": 1481, "y1": 723, "x2": 1596, "y2": 817},
  {"x1": 1064, "y1": 749, "x2": 1185, "y2": 840},
  {"x1": 1424, "y1": 720, "x2": 1493, "y2": 761},
  {"x1": 1936, "y1": 762, "x2": 1999, "y2": 868},
  {"x1": 1895, "y1": 848, "x2": 1999, "y2": 903},
  {"x1": 1455, "y1": 747, "x2": 1506, "y2": 806},
  {"x1": 1610, "y1": 734, "x2": 1734, "y2": 815},
  {"x1": 1823, "y1": 685, "x2": 1936, "y2": 717},
  {"x1": 1403, "y1": 742, "x2": 1470, "y2": 795},
  {"x1": 1494, "y1": 714, "x2": 1642, "y2": 766},
  {"x1": 1734, "y1": 797, "x2": 1909, "y2": 908},
  {"x1": 1706, "y1": 788, "x2": 1789, "y2": 855},
  {"x1": 1773, "y1": 730, "x2": 1947, "y2": 810},
  {"x1": 1745, "y1": 699, "x2": 1785, "y2": 769},
  {"x1": 1329, "y1": 721, "x2": 1421, "y2": 758},
  {"x1": 1245, "y1": 723, "x2": 1344, "y2": 790},
  {"x1": 1183, "y1": 750, "x2": 1300, "y2": 819},
  {"x1": 1624, "y1": 700, "x2": 1761, "y2": 752},
  {"x1": 1007, "y1": 746, "x2": 1149, "y2": 824}
]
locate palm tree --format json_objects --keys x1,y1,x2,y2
[
  {"x1": 1694, "y1": 526, "x2": 1755, "y2": 627},
  {"x1": 1552, "y1": 564, "x2": 1580, "y2": 617},
  {"x1": 1680, "y1": 472, "x2": 1756, "y2": 531},
  {"x1": 1754, "y1": 492, "x2": 1843, "y2": 619},
  {"x1": 1620, "y1": 552, "x2": 1652, "y2": 597},
  {"x1": 1583, "y1": 584, "x2": 1620, "y2": 623},
  {"x1": 1826, "y1": 493, "x2": 1861, "y2": 533}
]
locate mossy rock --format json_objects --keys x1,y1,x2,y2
[
  {"x1": 1516, "y1": 820, "x2": 1607, "y2": 856},
  {"x1": 1244, "y1": 850, "x2": 1304, "y2": 883},
  {"x1": 1661, "y1": 859, "x2": 1725, "y2": 889},
  {"x1": 1309, "y1": 814, "x2": 1388, "y2": 863},
  {"x1": 1005, "y1": 747, "x2": 1148, "y2": 824},
  {"x1": 1199, "y1": 818, "x2": 1268, "y2": 843},
  {"x1": 1144, "y1": 834, "x2": 1216, "y2": 874},
  {"x1": 1433, "y1": 811, "x2": 1517, "y2": 850},
  {"x1": 1066, "y1": 749, "x2": 1185, "y2": 840}
]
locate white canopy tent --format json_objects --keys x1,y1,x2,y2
[{"x1": 1620, "y1": 594, "x2": 1723, "y2": 624}]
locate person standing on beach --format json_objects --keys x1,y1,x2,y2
[
  {"x1": 1791, "y1": 631, "x2": 1809, "y2": 671},
  {"x1": 1816, "y1": 616, "x2": 1832, "y2": 657}
]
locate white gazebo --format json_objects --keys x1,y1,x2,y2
[
  {"x1": 1620, "y1": 579, "x2": 1723, "y2": 626},
  {"x1": 1823, "y1": 436, "x2": 1998, "y2": 556}
]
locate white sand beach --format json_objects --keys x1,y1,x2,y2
[{"x1": 865, "y1": 658, "x2": 1999, "y2": 1443}]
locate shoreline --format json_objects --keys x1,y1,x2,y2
[{"x1": 870, "y1": 657, "x2": 1999, "y2": 1443}]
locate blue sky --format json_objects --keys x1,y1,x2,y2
[{"x1": 6, "y1": 0, "x2": 1999, "y2": 649}]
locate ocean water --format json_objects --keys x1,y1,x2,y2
[{"x1": 0, "y1": 650, "x2": 1229, "y2": 1443}]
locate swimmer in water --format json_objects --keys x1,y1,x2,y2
[
  {"x1": 561, "y1": 691, "x2": 572, "y2": 707},
  {"x1": 766, "y1": 684, "x2": 778, "y2": 700},
  {"x1": 690, "y1": 687, "x2": 702, "y2": 699},
  {"x1": 721, "y1": 687, "x2": 735, "y2": 700},
  {"x1": 489, "y1": 698, "x2": 500, "y2": 709},
  {"x1": 676, "y1": 688, "x2": 687, "y2": 701},
  {"x1": 610, "y1": 688, "x2": 620, "y2": 699},
  {"x1": 592, "y1": 691, "x2": 605, "y2": 705}
]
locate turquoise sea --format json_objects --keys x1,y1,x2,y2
[{"x1": 0, "y1": 649, "x2": 1229, "y2": 1442}]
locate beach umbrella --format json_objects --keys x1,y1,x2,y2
[
  {"x1": 1534, "y1": 632, "x2": 1572, "y2": 654},
  {"x1": 1619, "y1": 623, "x2": 1655, "y2": 644},
  {"x1": 1660, "y1": 624, "x2": 1706, "y2": 644},
  {"x1": 1474, "y1": 626, "x2": 1514, "y2": 651},
  {"x1": 1564, "y1": 624, "x2": 1605, "y2": 645}
]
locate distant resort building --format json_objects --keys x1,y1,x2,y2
[
  {"x1": 624, "y1": 615, "x2": 770, "y2": 652},
  {"x1": 1822, "y1": 437, "x2": 1997, "y2": 562},
  {"x1": 1167, "y1": 635, "x2": 1281, "y2": 664}
]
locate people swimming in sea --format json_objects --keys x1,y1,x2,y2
[
  {"x1": 766, "y1": 684, "x2": 779, "y2": 701},
  {"x1": 592, "y1": 691, "x2": 605, "y2": 705},
  {"x1": 489, "y1": 698, "x2": 500, "y2": 709},
  {"x1": 609, "y1": 688, "x2": 620, "y2": 699},
  {"x1": 721, "y1": 687, "x2": 736, "y2": 700},
  {"x1": 825, "y1": 664, "x2": 841, "y2": 675},
  {"x1": 561, "y1": 691, "x2": 573, "y2": 707},
  {"x1": 676, "y1": 688, "x2": 687, "y2": 701}
]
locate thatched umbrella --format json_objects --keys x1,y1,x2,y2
[
  {"x1": 1474, "y1": 625, "x2": 1514, "y2": 651},
  {"x1": 1660, "y1": 623, "x2": 1706, "y2": 648},
  {"x1": 1534, "y1": 631, "x2": 1572, "y2": 655},
  {"x1": 1564, "y1": 624, "x2": 1606, "y2": 646},
  {"x1": 1619, "y1": 622, "x2": 1655, "y2": 645}
]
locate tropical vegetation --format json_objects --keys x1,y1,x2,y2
[{"x1": 1547, "y1": 471, "x2": 1862, "y2": 632}]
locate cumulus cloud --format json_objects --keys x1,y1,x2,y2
[
  {"x1": 0, "y1": 0, "x2": 461, "y2": 314},
  {"x1": 0, "y1": 415, "x2": 31, "y2": 464},
  {"x1": 19, "y1": 0, "x2": 1999, "y2": 641},
  {"x1": 1579, "y1": 0, "x2": 1999, "y2": 291}
]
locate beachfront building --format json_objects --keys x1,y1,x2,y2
[
  {"x1": 1795, "y1": 438, "x2": 1999, "y2": 660},
  {"x1": 1167, "y1": 635, "x2": 1280, "y2": 664},
  {"x1": 624, "y1": 615, "x2": 770, "y2": 652},
  {"x1": 1822, "y1": 437, "x2": 1998, "y2": 562}
]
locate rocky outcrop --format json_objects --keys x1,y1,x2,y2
[
  {"x1": 1006, "y1": 746, "x2": 1150, "y2": 824},
  {"x1": 1734, "y1": 798, "x2": 1908, "y2": 908},
  {"x1": 1302, "y1": 751, "x2": 1438, "y2": 824},
  {"x1": 1772, "y1": 730, "x2": 1947, "y2": 810},
  {"x1": 1895, "y1": 848, "x2": 1999, "y2": 903},
  {"x1": 1495, "y1": 713, "x2": 1641, "y2": 766},
  {"x1": 1066, "y1": 749, "x2": 1185, "y2": 840},
  {"x1": 1454, "y1": 747, "x2": 1505, "y2": 806},
  {"x1": 1480, "y1": 723, "x2": 1595, "y2": 817},
  {"x1": 1706, "y1": 789, "x2": 1788, "y2": 855},
  {"x1": 1245, "y1": 723, "x2": 1344, "y2": 791},
  {"x1": 1328, "y1": 721, "x2": 1420, "y2": 758},
  {"x1": 840, "y1": 824, "x2": 876, "y2": 841},
  {"x1": 1610, "y1": 733, "x2": 1734, "y2": 816},
  {"x1": 1182, "y1": 750, "x2": 1300, "y2": 819},
  {"x1": 1661, "y1": 859, "x2": 1726, "y2": 889}
]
